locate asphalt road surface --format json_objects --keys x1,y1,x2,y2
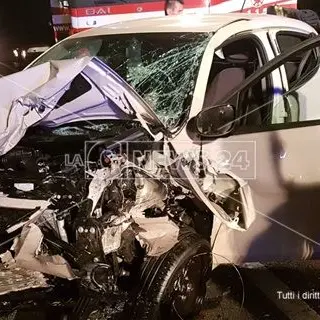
[
  {"x1": 1, "y1": 261, "x2": 320, "y2": 319},
  {"x1": 197, "y1": 261, "x2": 320, "y2": 320}
]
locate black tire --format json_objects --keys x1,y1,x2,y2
[{"x1": 126, "y1": 229, "x2": 212, "y2": 320}]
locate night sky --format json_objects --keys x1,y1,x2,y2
[{"x1": 0, "y1": 0, "x2": 55, "y2": 50}]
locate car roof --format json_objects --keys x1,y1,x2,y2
[{"x1": 69, "y1": 13, "x2": 316, "y2": 38}]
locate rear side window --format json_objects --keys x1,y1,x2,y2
[{"x1": 276, "y1": 32, "x2": 319, "y2": 88}]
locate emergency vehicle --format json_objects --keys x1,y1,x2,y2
[
  {"x1": 50, "y1": 0, "x2": 72, "y2": 41},
  {"x1": 68, "y1": 0, "x2": 297, "y2": 34}
]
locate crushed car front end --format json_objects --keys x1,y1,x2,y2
[
  {"x1": 0, "y1": 54, "x2": 213, "y2": 319},
  {"x1": 0, "y1": 27, "x2": 256, "y2": 318}
]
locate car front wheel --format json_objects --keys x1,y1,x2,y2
[{"x1": 126, "y1": 229, "x2": 212, "y2": 320}]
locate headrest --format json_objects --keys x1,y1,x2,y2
[{"x1": 225, "y1": 53, "x2": 249, "y2": 64}]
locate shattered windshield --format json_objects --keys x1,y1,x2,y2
[{"x1": 31, "y1": 33, "x2": 212, "y2": 128}]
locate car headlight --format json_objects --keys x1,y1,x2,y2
[{"x1": 12, "y1": 48, "x2": 27, "y2": 59}]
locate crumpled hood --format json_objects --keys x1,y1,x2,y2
[
  {"x1": 0, "y1": 56, "x2": 162, "y2": 156},
  {"x1": 0, "y1": 57, "x2": 92, "y2": 155}
]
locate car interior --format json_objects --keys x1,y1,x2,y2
[
  {"x1": 203, "y1": 37, "x2": 271, "y2": 128},
  {"x1": 276, "y1": 32, "x2": 318, "y2": 88}
]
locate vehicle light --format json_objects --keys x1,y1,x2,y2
[
  {"x1": 13, "y1": 49, "x2": 18, "y2": 58},
  {"x1": 21, "y1": 50, "x2": 27, "y2": 59}
]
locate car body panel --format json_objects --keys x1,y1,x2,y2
[
  {"x1": 0, "y1": 56, "x2": 166, "y2": 155},
  {"x1": 39, "y1": 57, "x2": 164, "y2": 129},
  {"x1": 200, "y1": 126, "x2": 320, "y2": 264},
  {"x1": 0, "y1": 57, "x2": 91, "y2": 155}
]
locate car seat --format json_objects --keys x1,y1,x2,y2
[
  {"x1": 202, "y1": 54, "x2": 247, "y2": 109},
  {"x1": 203, "y1": 53, "x2": 263, "y2": 127}
]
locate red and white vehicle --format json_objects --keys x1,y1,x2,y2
[
  {"x1": 50, "y1": 0, "x2": 72, "y2": 41},
  {"x1": 69, "y1": 0, "x2": 297, "y2": 34},
  {"x1": 211, "y1": 0, "x2": 296, "y2": 14}
]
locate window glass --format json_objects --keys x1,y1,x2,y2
[
  {"x1": 231, "y1": 44, "x2": 320, "y2": 129},
  {"x1": 203, "y1": 37, "x2": 263, "y2": 110},
  {"x1": 32, "y1": 32, "x2": 212, "y2": 128},
  {"x1": 276, "y1": 32, "x2": 319, "y2": 88}
]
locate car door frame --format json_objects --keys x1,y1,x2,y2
[
  {"x1": 184, "y1": 28, "x2": 281, "y2": 133},
  {"x1": 268, "y1": 28, "x2": 316, "y2": 89},
  {"x1": 179, "y1": 34, "x2": 320, "y2": 230},
  {"x1": 216, "y1": 34, "x2": 320, "y2": 122},
  {"x1": 169, "y1": 31, "x2": 276, "y2": 232},
  {"x1": 168, "y1": 26, "x2": 279, "y2": 233},
  {"x1": 175, "y1": 20, "x2": 274, "y2": 123},
  {"x1": 194, "y1": 35, "x2": 320, "y2": 264}
]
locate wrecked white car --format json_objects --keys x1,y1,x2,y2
[{"x1": 1, "y1": 13, "x2": 320, "y2": 320}]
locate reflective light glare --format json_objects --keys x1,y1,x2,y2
[{"x1": 178, "y1": 13, "x2": 204, "y2": 26}]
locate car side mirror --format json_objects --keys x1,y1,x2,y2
[{"x1": 195, "y1": 104, "x2": 236, "y2": 137}]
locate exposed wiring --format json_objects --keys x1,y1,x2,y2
[
  {"x1": 191, "y1": 226, "x2": 244, "y2": 318},
  {"x1": 211, "y1": 221, "x2": 222, "y2": 248},
  {"x1": 212, "y1": 252, "x2": 245, "y2": 316},
  {"x1": 173, "y1": 301, "x2": 184, "y2": 320},
  {"x1": 210, "y1": 223, "x2": 245, "y2": 316}
]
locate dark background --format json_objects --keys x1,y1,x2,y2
[
  {"x1": 0, "y1": 0, "x2": 55, "y2": 74},
  {"x1": 0, "y1": 0, "x2": 54, "y2": 47},
  {"x1": 298, "y1": 0, "x2": 320, "y2": 15}
]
